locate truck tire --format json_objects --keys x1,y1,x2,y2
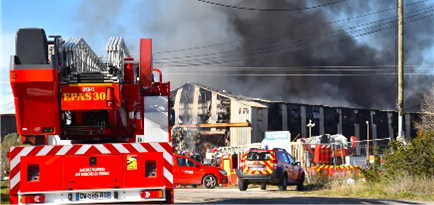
[
  {"x1": 261, "y1": 184, "x2": 266, "y2": 190},
  {"x1": 297, "y1": 173, "x2": 305, "y2": 191},
  {"x1": 238, "y1": 179, "x2": 248, "y2": 191},
  {"x1": 278, "y1": 174, "x2": 288, "y2": 191},
  {"x1": 203, "y1": 175, "x2": 217, "y2": 189}
]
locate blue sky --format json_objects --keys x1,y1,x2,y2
[
  {"x1": 0, "y1": 0, "x2": 150, "y2": 113},
  {"x1": 1, "y1": 0, "x2": 85, "y2": 113}
]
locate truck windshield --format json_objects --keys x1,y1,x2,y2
[{"x1": 247, "y1": 152, "x2": 271, "y2": 161}]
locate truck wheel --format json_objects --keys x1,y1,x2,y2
[
  {"x1": 238, "y1": 179, "x2": 248, "y2": 191},
  {"x1": 261, "y1": 184, "x2": 266, "y2": 190},
  {"x1": 278, "y1": 174, "x2": 288, "y2": 191},
  {"x1": 203, "y1": 175, "x2": 217, "y2": 189},
  {"x1": 297, "y1": 173, "x2": 305, "y2": 191}
]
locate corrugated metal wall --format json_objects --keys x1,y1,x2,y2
[{"x1": 230, "y1": 99, "x2": 252, "y2": 146}]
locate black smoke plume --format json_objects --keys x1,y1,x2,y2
[{"x1": 76, "y1": 0, "x2": 434, "y2": 111}]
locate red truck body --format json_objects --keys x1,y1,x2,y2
[{"x1": 7, "y1": 28, "x2": 174, "y2": 204}]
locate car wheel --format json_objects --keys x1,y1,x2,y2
[
  {"x1": 238, "y1": 179, "x2": 248, "y2": 191},
  {"x1": 261, "y1": 184, "x2": 266, "y2": 190},
  {"x1": 297, "y1": 173, "x2": 305, "y2": 191},
  {"x1": 203, "y1": 175, "x2": 217, "y2": 189},
  {"x1": 278, "y1": 174, "x2": 288, "y2": 191}
]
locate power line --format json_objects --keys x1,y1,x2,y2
[
  {"x1": 154, "y1": 0, "x2": 430, "y2": 55},
  {"x1": 0, "y1": 107, "x2": 15, "y2": 113},
  {"x1": 2, "y1": 92, "x2": 12, "y2": 97},
  {"x1": 154, "y1": 7, "x2": 433, "y2": 66},
  {"x1": 162, "y1": 12, "x2": 433, "y2": 67},
  {"x1": 164, "y1": 72, "x2": 434, "y2": 77},
  {"x1": 195, "y1": 0, "x2": 347, "y2": 12},
  {"x1": 154, "y1": 7, "x2": 432, "y2": 63},
  {"x1": 162, "y1": 65, "x2": 434, "y2": 71}
]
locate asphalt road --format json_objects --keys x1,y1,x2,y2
[{"x1": 174, "y1": 188, "x2": 431, "y2": 204}]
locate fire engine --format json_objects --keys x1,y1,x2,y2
[
  {"x1": 7, "y1": 28, "x2": 174, "y2": 204},
  {"x1": 299, "y1": 134, "x2": 361, "y2": 177}
]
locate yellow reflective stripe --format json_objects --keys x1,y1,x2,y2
[
  {"x1": 325, "y1": 165, "x2": 329, "y2": 169},
  {"x1": 266, "y1": 167, "x2": 272, "y2": 173}
]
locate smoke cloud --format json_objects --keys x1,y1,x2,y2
[{"x1": 75, "y1": 0, "x2": 434, "y2": 112}]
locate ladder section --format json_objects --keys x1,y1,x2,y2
[
  {"x1": 61, "y1": 37, "x2": 131, "y2": 84},
  {"x1": 63, "y1": 37, "x2": 104, "y2": 74}
]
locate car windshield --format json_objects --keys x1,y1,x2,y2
[{"x1": 246, "y1": 151, "x2": 271, "y2": 161}]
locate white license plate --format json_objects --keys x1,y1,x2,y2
[
  {"x1": 76, "y1": 192, "x2": 111, "y2": 201},
  {"x1": 251, "y1": 168, "x2": 264, "y2": 171}
]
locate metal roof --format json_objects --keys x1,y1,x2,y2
[
  {"x1": 172, "y1": 82, "x2": 269, "y2": 108},
  {"x1": 171, "y1": 82, "x2": 419, "y2": 114}
]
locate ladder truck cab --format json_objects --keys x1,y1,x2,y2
[{"x1": 8, "y1": 28, "x2": 174, "y2": 204}]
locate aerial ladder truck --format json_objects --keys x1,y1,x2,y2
[{"x1": 7, "y1": 28, "x2": 174, "y2": 204}]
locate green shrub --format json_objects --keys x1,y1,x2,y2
[
  {"x1": 359, "y1": 146, "x2": 382, "y2": 183},
  {"x1": 382, "y1": 131, "x2": 434, "y2": 178}
]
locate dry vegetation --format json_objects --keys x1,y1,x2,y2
[{"x1": 307, "y1": 176, "x2": 434, "y2": 201}]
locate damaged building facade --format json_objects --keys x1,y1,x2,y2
[
  {"x1": 171, "y1": 82, "x2": 420, "y2": 149},
  {"x1": 171, "y1": 82, "x2": 269, "y2": 147}
]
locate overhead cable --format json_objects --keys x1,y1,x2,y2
[
  {"x1": 195, "y1": 0, "x2": 347, "y2": 12},
  {"x1": 154, "y1": 6, "x2": 433, "y2": 63},
  {"x1": 154, "y1": 0, "x2": 430, "y2": 54},
  {"x1": 155, "y1": 9, "x2": 434, "y2": 67}
]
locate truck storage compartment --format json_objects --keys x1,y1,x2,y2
[
  {"x1": 123, "y1": 152, "x2": 165, "y2": 188},
  {"x1": 62, "y1": 155, "x2": 123, "y2": 190},
  {"x1": 20, "y1": 155, "x2": 63, "y2": 193}
]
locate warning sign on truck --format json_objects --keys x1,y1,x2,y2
[{"x1": 127, "y1": 155, "x2": 137, "y2": 170}]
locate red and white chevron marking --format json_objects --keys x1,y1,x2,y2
[{"x1": 9, "y1": 142, "x2": 173, "y2": 194}]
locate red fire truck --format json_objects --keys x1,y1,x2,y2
[{"x1": 7, "y1": 28, "x2": 174, "y2": 204}]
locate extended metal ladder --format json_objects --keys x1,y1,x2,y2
[{"x1": 61, "y1": 37, "x2": 131, "y2": 83}]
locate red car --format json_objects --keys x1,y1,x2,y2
[{"x1": 173, "y1": 154, "x2": 228, "y2": 188}]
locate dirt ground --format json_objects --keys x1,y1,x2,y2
[{"x1": 174, "y1": 187, "x2": 433, "y2": 204}]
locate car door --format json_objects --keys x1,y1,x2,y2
[
  {"x1": 286, "y1": 153, "x2": 300, "y2": 182},
  {"x1": 278, "y1": 152, "x2": 292, "y2": 181},
  {"x1": 175, "y1": 156, "x2": 202, "y2": 184},
  {"x1": 174, "y1": 156, "x2": 188, "y2": 184}
]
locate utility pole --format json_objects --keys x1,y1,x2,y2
[
  {"x1": 366, "y1": 121, "x2": 370, "y2": 167},
  {"x1": 397, "y1": 0, "x2": 405, "y2": 141}
]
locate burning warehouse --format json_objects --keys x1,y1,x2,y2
[
  {"x1": 171, "y1": 82, "x2": 420, "y2": 149},
  {"x1": 171, "y1": 82, "x2": 269, "y2": 148}
]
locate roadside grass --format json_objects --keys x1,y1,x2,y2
[
  {"x1": 303, "y1": 176, "x2": 434, "y2": 201},
  {"x1": 1, "y1": 181, "x2": 9, "y2": 204}
]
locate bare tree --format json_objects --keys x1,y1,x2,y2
[{"x1": 415, "y1": 83, "x2": 434, "y2": 132}]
